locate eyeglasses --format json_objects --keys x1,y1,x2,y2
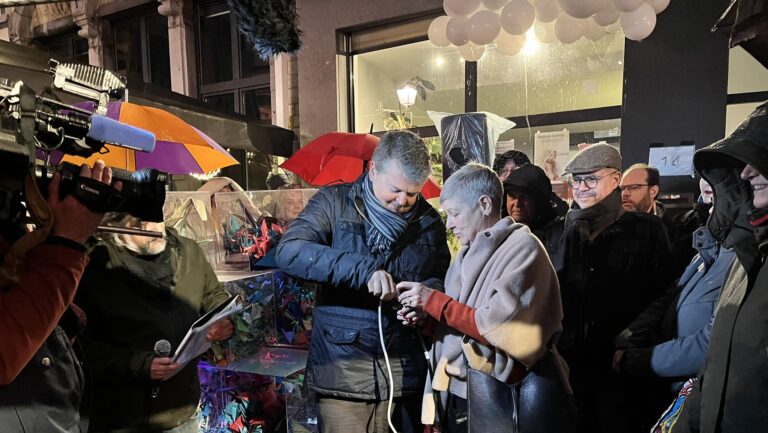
[
  {"x1": 619, "y1": 184, "x2": 649, "y2": 192},
  {"x1": 568, "y1": 171, "x2": 618, "y2": 189}
]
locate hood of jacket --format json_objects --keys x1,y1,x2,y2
[{"x1": 693, "y1": 101, "x2": 768, "y2": 267}]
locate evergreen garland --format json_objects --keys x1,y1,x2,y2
[{"x1": 228, "y1": 0, "x2": 302, "y2": 59}]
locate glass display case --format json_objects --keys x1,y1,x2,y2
[
  {"x1": 212, "y1": 189, "x2": 317, "y2": 271},
  {"x1": 164, "y1": 191, "x2": 220, "y2": 266},
  {"x1": 198, "y1": 270, "x2": 318, "y2": 433}
]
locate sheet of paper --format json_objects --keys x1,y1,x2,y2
[
  {"x1": 172, "y1": 295, "x2": 244, "y2": 365},
  {"x1": 648, "y1": 145, "x2": 695, "y2": 176}
]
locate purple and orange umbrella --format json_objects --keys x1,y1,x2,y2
[{"x1": 59, "y1": 101, "x2": 238, "y2": 174}]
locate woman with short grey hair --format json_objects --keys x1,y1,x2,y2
[{"x1": 397, "y1": 163, "x2": 569, "y2": 433}]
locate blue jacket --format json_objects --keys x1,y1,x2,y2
[
  {"x1": 615, "y1": 227, "x2": 735, "y2": 383},
  {"x1": 275, "y1": 177, "x2": 451, "y2": 400}
]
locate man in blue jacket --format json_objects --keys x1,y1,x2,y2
[{"x1": 276, "y1": 130, "x2": 451, "y2": 433}]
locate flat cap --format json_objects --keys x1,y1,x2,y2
[{"x1": 562, "y1": 143, "x2": 621, "y2": 175}]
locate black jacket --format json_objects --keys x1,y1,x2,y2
[
  {"x1": 559, "y1": 210, "x2": 674, "y2": 367},
  {"x1": 275, "y1": 176, "x2": 451, "y2": 400},
  {"x1": 676, "y1": 101, "x2": 768, "y2": 433},
  {"x1": 75, "y1": 228, "x2": 230, "y2": 432}
]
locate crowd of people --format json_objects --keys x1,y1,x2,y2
[{"x1": 1, "y1": 103, "x2": 767, "y2": 433}]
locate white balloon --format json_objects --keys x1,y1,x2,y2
[
  {"x1": 428, "y1": 16, "x2": 452, "y2": 47},
  {"x1": 446, "y1": 16, "x2": 470, "y2": 46},
  {"x1": 620, "y1": 2, "x2": 656, "y2": 41},
  {"x1": 482, "y1": 0, "x2": 509, "y2": 10},
  {"x1": 584, "y1": 19, "x2": 607, "y2": 40},
  {"x1": 467, "y1": 10, "x2": 502, "y2": 45},
  {"x1": 533, "y1": 0, "x2": 561, "y2": 22},
  {"x1": 444, "y1": 0, "x2": 481, "y2": 17},
  {"x1": 593, "y1": 5, "x2": 620, "y2": 25},
  {"x1": 496, "y1": 30, "x2": 526, "y2": 55},
  {"x1": 557, "y1": 0, "x2": 611, "y2": 19},
  {"x1": 613, "y1": 0, "x2": 644, "y2": 12},
  {"x1": 458, "y1": 43, "x2": 486, "y2": 61},
  {"x1": 534, "y1": 19, "x2": 557, "y2": 43},
  {"x1": 500, "y1": 0, "x2": 536, "y2": 35},
  {"x1": 555, "y1": 13, "x2": 586, "y2": 44},
  {"x1": 647, "y1": 0, "x2": 670, "y2": 14}
]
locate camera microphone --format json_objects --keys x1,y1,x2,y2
[
  {"x1": 152, "y1": 339, "x2": 171, "y2": 399},
  {"x1": 87, "y1": 115, "x2": 156, "y2": 153}
]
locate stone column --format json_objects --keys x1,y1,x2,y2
[
  {"x1": 8, "y1": 5, "x2": 34, "y2": 46},
  {"x1": 74, "y1": 15, "x2": 103, "y2": 67},
  {"x1": 158, "y1": 0, "x2": 197, "y2": 97}
]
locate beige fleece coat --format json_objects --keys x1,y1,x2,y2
[{"x1": 422, "y1": 218, "x2": 565, "y2": 424}]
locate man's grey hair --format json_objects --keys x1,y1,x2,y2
[
  {"x1": 441, "y1": 163, "x2": 503, "y2": 214},
  {"x1": 371, "y1": 130, "x2": 431, "y2": 183}
]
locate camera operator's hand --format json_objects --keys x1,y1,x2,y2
[{"x1": 48, "y1": 160, "x2": 121, "y2": 245}]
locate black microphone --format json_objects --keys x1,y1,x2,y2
[{"x1": 151, "y1": 339, "x2": 171, "y2": 399}]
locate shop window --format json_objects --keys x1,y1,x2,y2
[
  {"x1": 200, "y1": 9, "x2": 233, "y2": 84},
  {"x1": 727, "y1": 46, "x2": 768, "y2": 95},
  {"x1": 243, "y1": 87, "x2": 272, "y2": 122},
  {"x1": 39, "y1": 32, "x2": 89, "y2": 65},
  {"x1": 351, "y1": 40, "x2": 464, "y2": 133},
  {"x1": 197, "y1": 1, "x2": 273, "y2": 190},
  {"x1": 203, "y1": 93, "x2": 236, "y2": 112},
  {"x1": 725, "y1": 47, "x2": 768, "y2": 136},
  {"x1": 111, "y1": 7, "x2": 171, "y2": 89},
  {"x1": 341, "y1": 12, "x2": 624, "y2": 186}
]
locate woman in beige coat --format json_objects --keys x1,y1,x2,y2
[{"x1": 397, "y1": 163, "x2": 568, "y2": 433}]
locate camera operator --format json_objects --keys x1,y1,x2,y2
[{"x1": 0, "y1": 159, "x2": 117, "y2": 432}]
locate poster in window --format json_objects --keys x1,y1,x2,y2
[{"x1": 535, "y1": 130, "x2": 570, "y2": 181}]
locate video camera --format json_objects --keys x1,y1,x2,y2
[{"x1": 0, "y1": 60, "x2": 167, "y2": 224}]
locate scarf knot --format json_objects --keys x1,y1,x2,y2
[{"x1": 361, "y1": 174, "x2": 415, "y2": 254}]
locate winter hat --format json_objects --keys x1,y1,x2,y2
[
  {"x1": 562, "y1": 143, "x2": 621, "y2": 175},
  {"x1": 492, "y1": 150, "x2": 531, "y2": 174},
  {"x1": 503, "y1": 164, "x2": 552, "y2": 203}
]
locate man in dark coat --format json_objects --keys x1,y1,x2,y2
[
  {"x1": 75, "y1": 216, "x2": 233, "y2": 433},
  {"x1": 558, "y1": 144, "x2": 675, "y2": 433},
  {"x1": 675, "y1": 101, "x2": 768, "y2": 433},
  {"x1": 275, "y1": 131, "x2": 451, "y2": 433}
]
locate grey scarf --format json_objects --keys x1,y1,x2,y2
[{"x1": 361, "y1": 174, "x2": 416, "y2": 254}]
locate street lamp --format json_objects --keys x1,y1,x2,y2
[{"x1": 396, "y1": 83, "x2": 418, "y2": 127}]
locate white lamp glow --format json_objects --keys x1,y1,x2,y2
[
  {"x1": 397, "y1": 84, "x2": 418, "y2": 107},
  {"x1": 522, "y1": 27, "x2": 539, "y2": 55}
]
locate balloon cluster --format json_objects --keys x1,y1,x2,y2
[{"x1": 428, "y1": 0, "x2": 670, "y2": 61}]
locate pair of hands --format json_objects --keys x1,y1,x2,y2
[
  {"x1": 150, "y1": 319, "x2": 234, "y2": 381},
  {"x1": 48, "y1": 160, "x2": 121, "y2": 245},
  {"x1": 367, "y1": 270, "x2": 434, "y2": 327}
]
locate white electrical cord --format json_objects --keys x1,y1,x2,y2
[{"x1": 378, "y1": 300, "x2": 399, "y2": 433}]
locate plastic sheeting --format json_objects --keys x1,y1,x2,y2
[{"x1": 428, "y1": 111, "x2": 516, "y2": 180}]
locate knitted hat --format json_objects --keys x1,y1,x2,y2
[{"x1": 562, "y1": 143, "x2": 621, "y2": 175}]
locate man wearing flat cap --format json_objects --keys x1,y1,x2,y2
[{"x1": 558, "y1": 144, "x2": 675, "y2": 433}]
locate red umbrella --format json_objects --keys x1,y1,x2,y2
[{"x1": 280, "y1": 132, "x2": 441, "y2": 199}]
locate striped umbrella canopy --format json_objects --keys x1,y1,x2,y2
[{"x1": 60, "y1": 101, "x2": 238, "y2": 174}]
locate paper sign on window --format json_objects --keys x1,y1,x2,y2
[{"x1": 648, "y1": 144, "x2": 695, "y2": 176}]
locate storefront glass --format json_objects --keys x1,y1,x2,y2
[
  {"x1": 478, "y1": 33, "x2": 624, "y2": 171},
  {"x1": 352, "y1": 40, "x2": 464, "y2": 133}
]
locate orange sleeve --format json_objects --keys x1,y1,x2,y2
[
  {"x1": 423, "y1": 290, "x2": 490, "y2": 345},
  {"x1": 0, "y1": 241, "x2": 89, "y2": 385}
]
